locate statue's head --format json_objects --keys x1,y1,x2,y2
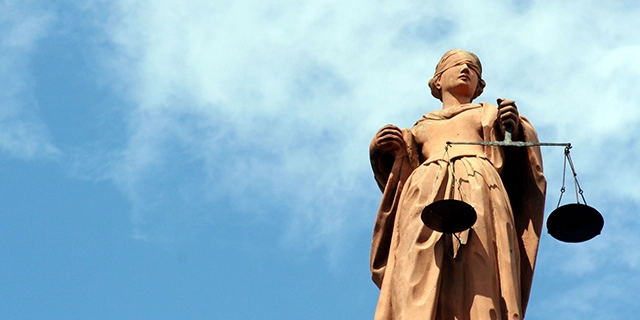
[{"x1": 428, "y1": 49, "x2": 486, "y2": 101}]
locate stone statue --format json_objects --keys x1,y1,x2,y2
[{"x1": 369, "y1": 49, "x2": 547, "y2": 319}]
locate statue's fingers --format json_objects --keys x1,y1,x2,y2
[
  {"x1": 378, "y1": 134, "x2": 404, "y2": 146},
  {"x1": 379, "y1": 124, "x2": 402, "y2": 133}
]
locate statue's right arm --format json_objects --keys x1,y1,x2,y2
[
  {"x1": 370, "y1": 126, "x2": 418, "y2": 287},
  {"x1": 370, "y1": 125, "x2": 407, "y2": 191}
]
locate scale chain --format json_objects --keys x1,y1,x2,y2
[
  {"x1": 557, "y1": 147, "x2": 568, "y2": 208},
  {"x1": 443, "y1": 144, "x2": 472, "y2": 245},
  {"x1": 556, "y1": 145, "x2": 588, "y2": 208},
  {"x1": 565, "y1": 147, "x2": 588, "y2": 205}
]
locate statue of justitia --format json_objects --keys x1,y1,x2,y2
[{"x1": 369, "y1": 49, "x2": 546, "y2": 320}]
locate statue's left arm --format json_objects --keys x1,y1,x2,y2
[
  {"x1": 502, "y1": 115, "x2": 547, "y2": 315},
  {"x1": 481, "y1": 102, "x2": 546, "y2": 315}
]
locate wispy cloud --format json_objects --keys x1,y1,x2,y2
[
  {"x1": 0, "y1": 1, "x2": 59, "y2": 159},
  {"x1": 92, "y1": 1, "x2": 640, "y2": 296}
]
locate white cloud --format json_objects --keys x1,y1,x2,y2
[
  {"x1": 95, "y1": 0, "x2": 640, "y2": 285},
  {"x1": 0, "y1": 1, "x2": 59, "y2": 159}
]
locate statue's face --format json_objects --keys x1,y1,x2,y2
[{"x1": 436, "y1": 61, "x2": 479, "y2": 100}]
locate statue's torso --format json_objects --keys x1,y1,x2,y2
[{"x1": 411, "y1": 104, "x2": 487, "y2": 164}]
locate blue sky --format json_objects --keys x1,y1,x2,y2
[{"x1": 1, "y1": 0, "x2": 640, "y2": 319}]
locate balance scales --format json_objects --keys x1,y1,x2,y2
[{"x1": 420, "y1": 103, "x2": 604, "y2": 243}]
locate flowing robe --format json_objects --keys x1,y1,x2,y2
[{"x1": 370, "y1": 103, "x2": 546, "y2": 320}]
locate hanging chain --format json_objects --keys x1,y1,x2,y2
[
  {"x1": 556, "y1": 145, "x2": 587, "y2": 208},
  {"x1": 565, "y1": 146, "x2": 588, "y2": 205},
  {"x1": 556, "y1": 146, "x2": 568, "y2": 208},
  {"x1": 444, "y1": 144, "x2": 456, "y2": 197},
  {"x1": 443, "y1": 144, "x2": 472, "y2": 205},
  {"x1": 443, "y1": 144, "x2": 472, "y2": 245}
]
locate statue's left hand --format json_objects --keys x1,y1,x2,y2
[{"x1": 497, "y1": 98, "x2": 521, "y2": 138}]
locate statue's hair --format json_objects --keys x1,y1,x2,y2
[{"x1": 428, "y1": 49, "x2": 486, "y2": 101}]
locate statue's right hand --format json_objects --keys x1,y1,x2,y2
[{"x1": 374, "y1": 124, "x2": 406, "y2": 156}]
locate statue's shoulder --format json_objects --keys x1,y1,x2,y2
[
  {"x1": 478, "y1": 101, "x2": 497, "y2": 109},
  {"x1": 413, "y1": 114, "x2": 430, "y2": 126}
]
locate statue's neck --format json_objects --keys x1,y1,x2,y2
[{"x1": 441, "y1": 93, "x2": 473, "y2": 109}]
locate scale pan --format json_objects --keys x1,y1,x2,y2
[
  {"x1": 547, "y1": 204, "x2": 604, "y2": 243},
  {"x1": 421, "y1": 199, "x2": 477, "y2": 233}
]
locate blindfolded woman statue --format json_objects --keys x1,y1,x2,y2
[{"x1": 369, "y1": 49, "x2": 546, "y2": 320}]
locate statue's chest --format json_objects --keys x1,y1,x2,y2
[{"x1": 413, "y1": 109, "x2": 484, "y2": 160}]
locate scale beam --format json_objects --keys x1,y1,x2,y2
[
  {"x1": 446, "y1": 141, "x2": 571, "y2": 148},
  {"x1": 447, "y1": 126, "x2": 571, "y2": 148},
  {"x1": 442, "y1": 133, "x2": 603, "y2": 243}
]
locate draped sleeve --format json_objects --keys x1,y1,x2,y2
[{"x1": 369, "y1": 128, "x2": 419, "y2": 288}]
